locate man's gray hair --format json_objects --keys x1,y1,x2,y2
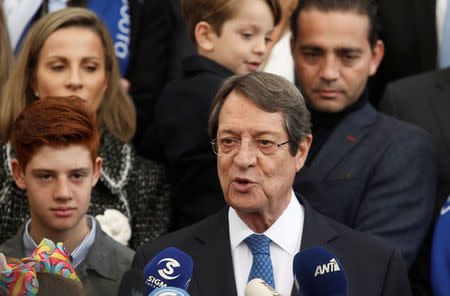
[{"x1": 208, "y1": 72, "x2": 311, "y2": 156}]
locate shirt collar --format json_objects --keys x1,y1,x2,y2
[
  {"x1": 23, "y1": 215, "x2": 97, "y2": 268},
  {"x1": 229, "y1": 190, "x2": 304, "y2": 256}
]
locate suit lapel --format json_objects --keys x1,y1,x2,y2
[
  {"x1": 299, "y1": 195, "x2": 338, "y2": 251},
  {"x1": 430, "y1": 73, "x2": 450, "y2": 158},
  {"x1": 304, "y1": 104, "x2": 377, "y2": 180},
  {"x1": 192, "y1": 208, "x2": 238, "y2": 296}
]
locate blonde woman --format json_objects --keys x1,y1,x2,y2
[{"x1": 0, "y1": 8, "x2": 171, "y2": 249}]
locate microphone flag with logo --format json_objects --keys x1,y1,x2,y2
[
  {"x1": 148, "y1": 286, "x2": 191, "y2": 296},
  {"x1": 293, "y1": 246, "x2": 348, "y2": 296},
  {"x1": 143, "y1": 247, "x2": 193, "y2": 295}
]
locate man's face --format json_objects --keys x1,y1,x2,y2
[
  {"x1": 290, "y1": 8, "x2": 384, "y2": 112},
  {"x1": 12, "y1": 144, "x2": 102, "y2": 236},
  {"x1": 216, "y1": 90, "x2": 310, "y2": 222}
]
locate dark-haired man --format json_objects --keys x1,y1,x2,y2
[{"x1": 290, "y1": 0, "x2": 436, "y2": 268}]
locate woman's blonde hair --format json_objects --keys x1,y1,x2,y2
[
  {"x1": 0, "y1": 3, "x2": 13, "y2": 93},
  {"x1": 0, "y1": 8, "x2": 136, "y2": 143}
]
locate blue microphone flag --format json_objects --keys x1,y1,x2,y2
[
  {"x1": 293, "y1": 246, "x2": 348, "y2": 296},
  {"x1": 144, "y1": 247, "x2": 193, "y2": 295}
]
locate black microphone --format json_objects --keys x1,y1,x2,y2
[
  {"x1": 293, "y1": 247, "x2": 348, "y2": 296},
  {"x1": 118, "y1": 268, "x2": 145, "y2": 296}
]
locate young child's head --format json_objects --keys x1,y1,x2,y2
[
  {"x1": 182, "y1": 0, "x2": 281, "y2": 74},
  {"x1": 10, "y1": 97, "x2": 102, "y2": 237}
]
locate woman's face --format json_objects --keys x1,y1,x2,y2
[{"x1": 32, "y1": 26, "x2": 108, "y2": 113}]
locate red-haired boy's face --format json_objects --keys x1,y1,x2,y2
[{"x1": 11, "y1": 144, "x2": 102, "y2": 238}]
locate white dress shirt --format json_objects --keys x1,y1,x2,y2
[{"x1": 229, "y1": 190, "x2": 304, "y2": 296}]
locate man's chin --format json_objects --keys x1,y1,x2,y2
[{"x1": 307, "y1": 98, "x2": 348, "y2": 113}]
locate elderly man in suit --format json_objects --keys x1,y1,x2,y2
[
  {"x1": 132, "y1": 71, "x2": 412, "y2": 296},
  {"x1": 289, "y1": 0, "x2": 436, "y2": 269}
]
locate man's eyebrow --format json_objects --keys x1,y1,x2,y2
[
  {"x1": 299, "y1": 45, "x2": 323, "y2": 51},
  {"x1": 335, "y1": 48, "x2": 363, "y2": 54},
  {"x1": 217, "y1": 129, "x2": 281, "y2": 137}
]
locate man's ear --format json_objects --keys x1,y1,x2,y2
[
  {"x1": 11, "y1": 159, "x2": 26, "y2": 190},
  {"x1": 92, "y1": 157, "x2": 102, "y2": 187},
  {"x1": 369, "y1": 40, "x2": 384, "y2": 76},
  {"x1": 194, "y1": 21, "x2": 217, "y2": 53},
  {"x1": 295, "y1": 134, "x2": 312, "y2": 172}
]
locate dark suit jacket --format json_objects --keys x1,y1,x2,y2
[
  {"x1": 369, "y1": 0, "x2": 437, "y2": 105},
  {"x1": 138, "y1": 56, "x2": 233, "y2": 230},
  {"x1": 132, "y1": 196, "x2": 412, "y2": 296},
  {"x1": 379, "y1": 68, "x2": 450, "y2": 296},
  {"x1": 294, "y1": 103, "x2": 436, "y2": 268}
]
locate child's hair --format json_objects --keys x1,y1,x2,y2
[
  {"x1": 36, "y1": 272, "x2": 86, "y2": 296},
  {"x1": 11, "y1": 97, "x2": 99, "y2": 170},
  {"x1": 181, "y1": 0, "x2": 282, "y2": 43}
]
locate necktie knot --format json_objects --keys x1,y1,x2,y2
[{"x1": 244, "y1": 234, "x2": 271, "y2": 255}]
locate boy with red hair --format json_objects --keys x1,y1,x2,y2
[{"x1": 0, "y1": 97, "x2": 134, "y2": 295}]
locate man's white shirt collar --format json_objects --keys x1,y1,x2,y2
[{"x1": 229, "y1": 190, "x2": 304, "y2": 296}]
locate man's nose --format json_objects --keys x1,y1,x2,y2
[
  {"x1": 319, "y1": 55, "x2": 339, "y2": 81},
  {"x1": 234, "y1": 140, "x2": 257, "y2": 168}
]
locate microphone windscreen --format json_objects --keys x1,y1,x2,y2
[
  {"x1": 148, "y1": 286, "x2": 191, "y2": 296},
  {"x1": 293, "y1": 246, "x2": 348, "y2": 296},
  {"x1": 245, "y1": 278, "x2": 281, "y2": 296},
  {"x1": 118, "y1": 269, "x2": 145, "y2": 296},
  {"x1": 143, "y1": 247, "x2": 193, "y2": 295}
]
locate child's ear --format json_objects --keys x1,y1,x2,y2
[
  {"x1": 195, "y1": 21, "x2": 216, "y2": 52},
  {"x1": 11, "y1": 159, "x2": 26, "y2": 190}
]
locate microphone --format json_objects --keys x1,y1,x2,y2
[
  {"x1": 143, "y1": 247, "x2": 193, "y2": 295},
  {"x1": 245, "y1": 278, "x2": 281, "y2": 296},
  {"x1": 293, "y1": 246, "x2": 348, "y2": 296},
  {"x1": 118, "y1": 269, "x2": 145, "y2": 296},
  {"x1": 148, "y1": 287, "x2": 190, "y2": 296}
]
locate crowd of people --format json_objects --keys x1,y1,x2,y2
[{"x1": 0, "y1": 0, "x2": 447, "y2": 295}]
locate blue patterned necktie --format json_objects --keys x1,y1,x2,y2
[
  {"x1": 440, "y1": 0, "x2": 450, "y2": 68},
  {"x1": 244, "y1": 234, "x2": 275, "y2": 289}
]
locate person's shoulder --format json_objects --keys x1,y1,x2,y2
[
  {"x1": 0, "y1": 224, "x2": 26, "y2": 258},
  {"x1": 375, "y1": 109, "x2": 432, "y2": 143},
  {"x1": 325, "y1": 214, "x2": 396, "y2": 255},
  {"x1": 90, "y1": 226, "x2": 135, "y2": 272},
  {"x1": 387, "y1": 68, "x2": 449, "y2": 92},
  {"x1": 160, "y1": 55, "x2": 232, "y2": 99},
  {"x1": 140, "y1": 212, "x2": 220, "y2": 251},
  {"x1": 132, "y1": 211, "x2": 224, "y2": 270}
]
